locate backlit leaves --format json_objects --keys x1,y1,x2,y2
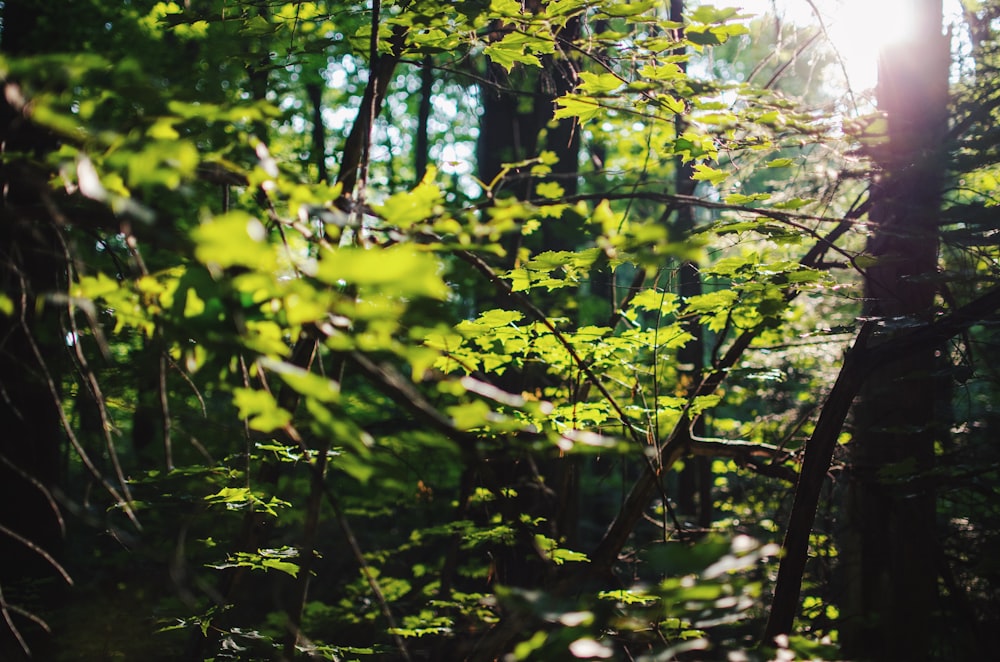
[
  {"x1": 193, "y1": 211, "x2": 277, "y2": 272},
  {"x1": 484, "y1": 30, "x2": 555, "y2": 72},
  {"x1": 376, "y1": 168, "x2": 444, "y2": 227},
  {"x1": 314, "y1": 246, "x2": 449, "y2": 300},
  {"x1": 692, "y1": 163, "x2": 729, "y2": 186},
  {"x1": 18, "y1": 0, "x2": 883, "y2": 658},
  {"x1": 553, "y1": 95, "x2": 604, "y2": 123}
]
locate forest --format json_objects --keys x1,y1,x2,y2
[{"x1": 1, "y1": 0, "x2": 999, "y2": 659}]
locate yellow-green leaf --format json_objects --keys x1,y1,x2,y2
[
  {"x1": 692, "y1": 163, "x2": 728, "y2": 186},
  {"x1": 554, "y1": 95, "x2": 603, "y2": 123},
  {"x1": 376, "y1": 167, "x2": 443, "y2": 227},
  {"x1": 577, "y1": 71, "x2": 623, "y2": 95},
  {"x1": 766, "y1": 158, "x2": 794, "y2": 168},
  {"x1": 535, "y1": 181, "x2": 565, "y2": 199},
  {"x1": 314, "y1": 246, "x2": 448, "y2": 300},
  {"x1": 193, "y1": 211, "x2": 277, "y2": 271}
]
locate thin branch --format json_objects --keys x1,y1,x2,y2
[
  {"x1": 322, "y1": 477, "x2": 413, "y2": 662},
  {"x1": 804, "y1": 0, "x2": 860, "y2": 114},
  {"x1": 13, "y1": 269, "x2": 139, "y2": 528},
  {"x1": 54, "y1": 227, "x2": 136, "y2": 507},
  {"x1": 0, "y1": 522, "x2": 73, "y2": 586},
  {"x1": 0, "y1": 580, "x2": 31, "y2": 657},
  {"x1": 764, "y1": 285, "x2": 1000, "y2": 641},
  {"x1": 0, "y1": 453, "x2": 65, "y2": 536},
  {"x1": 158, "y1": 349, "x2": 174, "y2": 471}
]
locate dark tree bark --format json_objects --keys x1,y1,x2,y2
[
  {"x1": 0, "y1": 0, "x2": 66, "y2": 564},
  {"x1": 415, "y1": 56, "x2": 433, "y2": 182},
  {"x1": 0, "y1": 3, "x2": 71, "y2": 657},
  {"x1": 763, "y1": 4, "x2": 950, "y2": 653},
  {"x1": 669, "y1": 0, "x2": 712, "y2": 530},
  {"x1": 306, "y1": 82, "x2": 328, "y2": 184},
  {"x1": 840, "y1": 3, "x2": 950, "y2": 657},
  {"x1": 467, "y1": 5, "x2": 582, "y2": 593}
]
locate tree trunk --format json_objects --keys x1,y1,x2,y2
[
  {"x1": 669, "y1": 0, "x2": 712, "y2": 530},
  {"x1": 0, "y1": 4, "x2": 70, "y2": 657},
  {"x1": 470, "y1": 7, "x2": 582, "y2": 590},
  {"x1": 840, "y1": 3, "x2": 950, "y2": 657},
  {"x1": 0, "y1": 0, "x2": 67, "y2": 566},
  {"x1": 416, "y1": 56, "x2": 433, "y2": 182}
]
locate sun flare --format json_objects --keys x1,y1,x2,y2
[
  {"x1": 738, "y1": 0, "x2": 933, "y2": 91},
  {"x1": 826, "y1": 0, "x2": 917, "y2": 90}
]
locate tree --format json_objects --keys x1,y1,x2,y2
[
  {"x1": 765, "y1": 1, "x2": 1000, "y2": 657},
  {"x1": 840, "y1": 1, "x2": 950, "y2": 656}
]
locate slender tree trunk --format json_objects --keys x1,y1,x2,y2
[
  {"x1": 415, "y1": 56, "x2": 433, "y2": 182},
  {"x1": 669, "y1": 0, "x2": 711, "y2": 530},
  {"x1": 471, "y1": 6, "x2": 582, "y2": 590},
  {"x1": 840, "y1": 3, "x2": 950, "y2": 657},
  {"x1": 306, "y1": 82, "x2": 328, "y2": 184},
  {"x1": 0, "y1": 5, "x2": 69, "y2": 658}
]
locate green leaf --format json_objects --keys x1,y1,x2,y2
[
  {"x1": 766, "y1": 157, "x2": 795, "y2": 168},
  {"x1": 376, "y1": 167, "x2": 443, "y2": 227},
  {"x1": 772, "y1": 198, "x2": 814, "y2": 210},
  {"x1": 690, "y1": 394, "x2": 722, "y2": 416},
  {"x1": 577, "y1": 71, "x2": 623, "y2": 95},
  {"x1": 193, "y1": 211, "x2": 277, "y2": 272},
  {"x1": 207, "y1": 547, "x2": 300, "y2": 578},
  {"x1": 598, "y1": 589, "x2": 657, "y2": 606},
  {"x1": 535, "y1": 181, "x2": 565, "y2": 199},
  {"x1": 553, "y1": 94, "x2": 603, "y2": 123},
  {"x1": 490, "y1": 0, "x2": 523, "y2": 17},
  {"x1": 685, "y1": 289, "x2": 738, "y2": 315},
  {"x1": 260, "y1": 357, "x2": 340, "y2": 403},
  {"x1": 690, "y1": 5, "x2": 742, "y2": 23},
  {"x1": 125, "y1": 139, "x2": 199, "y2": 189},
  {"x1": 659, "y1": 95, "x2": 686, "y2": 114},
  {"x1": 599, "y1": 0, "x2": 656, "y2": 18},
  {"x1": 484, "y1": 32, "x2": 545, "y2": 72},
  {"x1": 639, "y1": 63, "x2": 685, "y2": 82},
  {"x1": 232, "y1": 387, "x2": 292, "y2": 432},
  {"x1": 448, "y1": 400, "x2": 493, "y2": 430},
  {"x1": 314, "y1": 245, "x2": 448, "y2": 299},
  {"x1": 534, "y1": 534, "x2": 590, "y2": 565},
  {"x1": 724, "y1": 193, "x2": 771, "y2": 205},
  {"x1": 692, "y1": 163, "x2": 728, "y2": 186},
  {"x1": 686, "y1": 25, "x2": 725, "y2": 46},
  {"x1": 204, "y1": 486, "x2": 253, "y2": 506},
  {"x1": 631, "y1": 289, "x2": 680, "y2": 315}
]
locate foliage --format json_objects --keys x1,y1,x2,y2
[{"x1": 0, "y1": 0, "x2": 998, "y2": 660}]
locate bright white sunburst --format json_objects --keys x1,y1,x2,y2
[
  {"x1": 824, "y1": 0, "x2": 919, "y2": 90},
  {"x1": 737, "y1": 0, "x2": 952, "y2": 92}
]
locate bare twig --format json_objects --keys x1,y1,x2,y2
[
  {"x1": 12, "y1": 268, "x2": 139, "y2": 527},
  {"x1": 0, "y1": 453, "x2": 64, "y2": 536},
  {"x1": 0, "y1": 580, "x2": 31, "y2": 657},
  {"x1": 0, "y1": 522, "x2": 73, "y2": 585}
]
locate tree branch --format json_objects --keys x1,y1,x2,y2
[{"x1": 764, "y1": 285, "x2": 1000, "y2": 641}]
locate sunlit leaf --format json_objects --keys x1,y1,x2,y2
[
  {"x1": 553, "y1": 94, "x2": 603, "y2": 122},
  {"x1": 376, "y1": 167, "x2": 443, "y2": 227},
  {"x1": 193, "y1": 211, "x2": 277, "y2": 272},
  {"x1": 577, "y1": 71, "x2": 623, "y2": 95},
  {"x1": 232, "y1": 387, "x2": 291, "y2": 432},
  {"x1": 692, "y1": 163, "x2": 728, "y2": 186},
  {"x1": 314, "y1": 245, "x2": 448, "y2": 299}
]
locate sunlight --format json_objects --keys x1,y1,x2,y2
[
  {"x1": 737, "y1": 0, "x2": 942, "y2": 92},
  {"x1": 825, "y1": 0, "x2": 917, "y2": 91}
]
